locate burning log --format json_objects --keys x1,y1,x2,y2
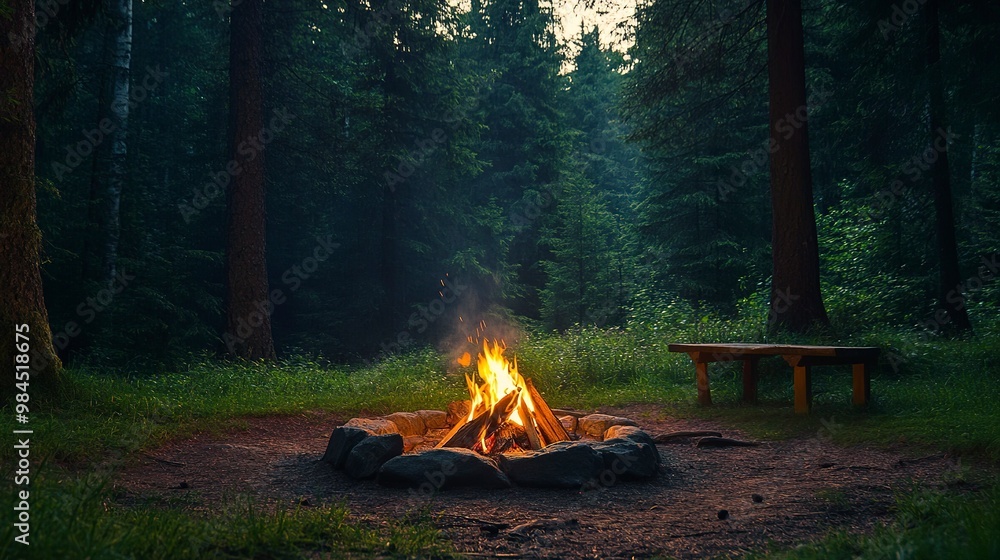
[
  {"x1": 484, "y1": 422, "x2": 531, "y2": 454},
  {"x1": 525, "y1": 379, "x2": 570, "y2": 446},
  {"x1": 437, "y1": 389, "x2": 521, "y2": 450}
]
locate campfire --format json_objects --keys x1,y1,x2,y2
[{"x1": 436, "y1": 340, "x2": 570, "y2": 454}]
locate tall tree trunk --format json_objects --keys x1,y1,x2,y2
[
  {"x1": 0, "y1": 0, "x2": 63, "y2": 393},
  {"x1": 102, "y1": 0, "x2": 132, "y2": 287},
  {"x1": 925, "y1": 0, "x2": 973, "y2": 333},
  {"x1": 225, "y1": 0, "x2": 275, "y2": 360},
  {"x1": 766, "y1": 0, "x2": 829, "y2": 332}
]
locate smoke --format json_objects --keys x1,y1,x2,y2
[{"x1": 436, "y1": 279, "x2": 527, "y2": 373}]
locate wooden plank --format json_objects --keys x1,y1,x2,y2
[
  {"x1": 670, "y1": 343, "x2": 879, "y2": 361},
  {"x1": 793, "y1": 365, "x2": 811, "y2": 414},
  {"x1": 775, "y1": 345, "x2": 880, "y2": 359},
  {"x1": 783, "y1": 353, "x2": 880, "y2": 367},
  {"x1": 742, "y1": 357, "x2": 759, "y2": 404},
  {"x1": 670, "y1": 343, "x2": 780, "y2": 358},
  {"x1": 525, "y1": 379, "x2": 570, "y2": 445},
  {"x1": 696, "y1": 362, "x2": 712, "y2": 406}
]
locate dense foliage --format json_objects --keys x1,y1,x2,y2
[{"x1": 28, "y1": 0, "x2": 1000, "y2": 369}]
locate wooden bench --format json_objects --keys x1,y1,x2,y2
[{"x1": 667, "y1": 343, "x2": 880, "y2": 414}]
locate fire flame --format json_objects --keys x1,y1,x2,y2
[{"x1": 465, "y1": 340, "x2": 536, "y2": 447}]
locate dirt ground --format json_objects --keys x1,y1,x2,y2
[{"x1": 115, "y1": 405, "x2": 963, "y2": 559}]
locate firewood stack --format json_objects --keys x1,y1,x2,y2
[{"x1": 436, "y1": 380, "x2": 570, "y2": 454}]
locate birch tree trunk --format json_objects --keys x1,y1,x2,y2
[{"x1": 102, "y1": 0, "x2": 132, "y2": 287}]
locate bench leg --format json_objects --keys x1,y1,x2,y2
[
  {"x1": 696, "y1": 362, "x2": 712, "y2": 406},
  {"x1": 852, "y1": 361, "x2": 872, "y2": 407},
  {"x1": 742, "y1": 357, "x2": 759, "y2": 404},
  {"x1": 793, "y1": 365, "x2": 811, "y2": 414}
]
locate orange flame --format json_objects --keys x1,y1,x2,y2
[{"x1": 465, "y1": 340, "x2": 536, "y2": 430}]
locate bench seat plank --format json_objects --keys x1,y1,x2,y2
[{"x1": 669, "y1": 343, "x2": 879, "y2": 414}]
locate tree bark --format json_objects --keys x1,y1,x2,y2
[
  {"x1": 0, "y1": 0, "x2": 63, "y2": 393},
  {"x1": 766, "y1": 0, "x2": 829, "y2": 332},
  {"x1": 102, "y1": 0, "x2": 132, "y2": 287},
  {"x1": 925, "y1": 0, "x2": 973, "y2": 334},
  {"x1": 225, "y1": 0, "x2": 275, "y2": 360}
]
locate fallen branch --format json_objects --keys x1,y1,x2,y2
[
  {"x1": 653, "y1": 431, "x2": 722, "y2": 444},
  {"x1": 696, "y1": 436, "x2": 759, "y2": 448},
  {"x1": 142, "y1": 452, "x2": 186, "y2": 467},
  {"x1": 507, "y1": 518, "x2": 579, "y2": 540}
]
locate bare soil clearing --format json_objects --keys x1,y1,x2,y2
[{"x1": 115, "y1": 405, "x2": 961, "y2": 559}]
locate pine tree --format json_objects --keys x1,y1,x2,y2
[
  {"x1": 224, "y1": 0, "x2": 275, "y2": 359},
  {"x1": 766, "y1": 0, "x2": 829, "y2": 331}
]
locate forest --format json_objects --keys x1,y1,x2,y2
[{"x1": 1, "y1": 0, "x2": 998, "y2": 558}]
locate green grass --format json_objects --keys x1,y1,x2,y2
[
  {"x1": 1, "y1": 324, "x2": 998, "y2": 558},
  {"x1": 0, "y1": 471, "x2": 451, "y2": 559},
  {"x1": 751, "y1": 482, "x2": 1000, "y2": 560},
  {"x1": 1, "y1": 348, "x2": 466, "y2": 466}
]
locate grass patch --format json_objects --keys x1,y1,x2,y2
[
  {"x1": 0, "y1": 472, "x2": 451, "y2": 559},
  {"x1": 754, "y1": 482, "x2": 1000, "y2": 560},
  {"x1": 0, "y1": 348, "x2": 466, "y2": 466}
]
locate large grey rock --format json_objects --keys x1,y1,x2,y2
[
  {"x1": 415, "y1": 410, "x2": 448, "y2": 429},
  {"x1": 592, "y1": 438, "x2": 660, "y2": 480},
  {"x1": 578, "y1": 414, "x2": 636, "y2": 438},
  {"x1": 321, "y1": 426, "x2": 370, "y2": 469},
  {"x1": 499, "y1": 443, "x2": 604, "y2": 488},
  {"x1": 344, "y1": 417, "x2": 399, "y2": 435},
  {"x1": 345, "y1": 434, "x2": 404, "y2": 479},
  {"x1": 377, "y1": 448, "x2": 511, "y2": 490},
  {"x1": 603, "y1": 425, "x2": 660, "y2": 463},
  {"x1": 385, "y1": 412, "x2": 426, "y2": 436}
]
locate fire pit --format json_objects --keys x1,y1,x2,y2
[{"x1": 321, "y1": 340, "x2": 662, "y2": 491}]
